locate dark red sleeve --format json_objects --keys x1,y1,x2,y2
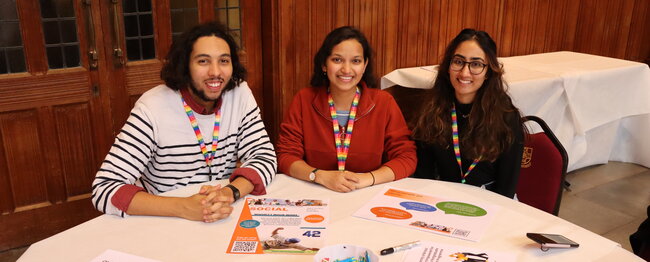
[
  {"x1": 111, "y1": 184, "x2": 145, "y2": 212},
  {"x1": 230, "y1": 167, "x2": 266, "y2": 195}
]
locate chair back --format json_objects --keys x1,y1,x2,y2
[{"x1": 517, "y1": 116, "x2": 568, "y2": 215}]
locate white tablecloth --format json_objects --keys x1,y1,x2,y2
[
  {"x1": 381, "y1": 51, "x2": 650, "y2": 171},
  {"x1": 19, "y1": 175, "x2": 642, "y2": 261}
]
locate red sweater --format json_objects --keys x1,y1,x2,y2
[{"x1": 277, "y1": 84, "x2": 417, "y2": 179}]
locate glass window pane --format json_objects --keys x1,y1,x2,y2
[
  {"x1": 137, "y1": 0, "x2": 151, "y2": 12},
  {"x1": 40, "y1": 0, "x2": 80, "y2": 69},
  {"x1": 123, "y1": 0, "x2": 155, "y2": 62},
  {"x1": 43, "y1": 21, "x2": 61, "y2": 44},
  {"x1": 0, "y1": 51, "x2": 7, "y2": 74},
  {"x1": 40, "y1": 0, "x2": 58, "y2": 18},
  {"x1": 60, "y1": 20, "x2": 78, "y2": 43},
  {"x1": 216, "y1": 9, "x2": 227, "y2": 26},
  {"x1": 171, "y1": 11, "x2": 184, "y2": 34},
  {"x1": 139, "y1": 14, "x2": 153, "y2": 36},
  {"x1": 124, "y1": 15, "x2": 138, "y2": 37},
  {"x1": 0, "y1": 0, "x2": 25, "y2": 74},
  {"x1": 0, "y1": 22, "x2": 23, "y2": 46},
  {"x1": 56, "y1": 0, "x2": 75, "y2": 17},
  {"x1": 7, "y1": 49, "x2": 26, "y2": 73},
  {"x1": 231, "y1": 29, "x2": 240, "y2": 47},
  {"x1": 141, "y1": 38, "x2": 154, "y2": 59},
  {"x1": 126, "y1": 39, "x2": 141, "y2": 60},
  {"x1": 228, "y1": 8, "x2": 240, "y2": 29},
  {"x1": 0, "y1": 0, "x2": 19, "y2": 19},
  {"x1": 214, "y1": 0, "x2": 241, "y2": 49},
  {"x1": 170, "y1": 0, "x2": 197, "y2": 36},
  {"x1": 63, "y1": 45, "x2": 79, "y2": 67},
  {"x1": 123, "y1": 0, "x2": 136, "y2": 13},
  {"x1": 183, "y1": 10, "x2": 198, "y2": 32},
  {"x1": 46, "y1": 46, "x2": 63, "y2": 68}
]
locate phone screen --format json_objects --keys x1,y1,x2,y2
[{"x1": 543, "y1": 234, "x2": 578, "y2": 245}]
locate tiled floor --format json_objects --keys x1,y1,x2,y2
[
  {"x1": 1, "y1": 161, "x2": 647, "y2": 262},
  {"x1": 558, "y1": 161, "x2": 650, "y2": 253}
]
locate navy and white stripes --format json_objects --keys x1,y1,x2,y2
[{"x1": 91, "y1": 83, "x2": 276, "y2": 216}]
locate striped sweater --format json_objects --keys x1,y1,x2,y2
[{"x1": 91, "y1": 83, "x2": 276, "y2": 217}]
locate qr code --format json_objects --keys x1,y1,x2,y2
[
  {"x1": 452, "y1": 229, "x2": 470, "y2": 237},
  {"x1": 231, "y1": 241, "x2": 257, "y2": 253}
]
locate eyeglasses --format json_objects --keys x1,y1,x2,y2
[{"x1": 450, "y1": 57, "x2": 488, "y2": 75}]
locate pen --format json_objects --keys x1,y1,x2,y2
[{"x1": 380, "y1": 240, "x2": 421, "y2": 255}]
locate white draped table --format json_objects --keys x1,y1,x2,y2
[
  {"x1": 19, "y1": 175, "x2": 642, "y2": 261},
  {"x1": 381, "y1": 51, "x2": 650, "y2": 172}
]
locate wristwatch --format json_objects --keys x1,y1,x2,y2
[
  {"x1": 224, "y1": 184, "x2": 240, "y2": 201},
  {"x1": 309, "y1": 168, "x2": 319, "y2": 183}
]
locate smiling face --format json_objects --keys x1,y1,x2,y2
[
  {"x1": 188, "y1": 35, "x2": 233, "y2": 109},
  {"x1": 322, "y1": 39, "x2": 368, "y2": 94},
  {"x1": 448, "y1": 40, "x2": 488, "y2": 104}
]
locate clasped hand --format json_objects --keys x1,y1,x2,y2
[
  {"x1": 184, "y1": 184, "x2": 234, "y2": 223},
  {"x1": 316, "y1": 170, "x2": 370, "y2": 193}
]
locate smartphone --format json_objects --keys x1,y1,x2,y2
[{"x1": 526, "y1": 233, "x2": 579, "y2": 250}]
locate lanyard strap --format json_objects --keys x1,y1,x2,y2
[
  {"x1": 181, "y1": 97, "x2": 221, "y2": 172},
  {"x1": 452, "y1": 104, "x2": 479, "y2": 183},
  {"x1": 328, "y1": 87, "x2": 361, "y2": 171}
]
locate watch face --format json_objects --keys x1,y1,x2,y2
[{"x1": 309, "y1": 172, "x2": 316, "y2": 181}]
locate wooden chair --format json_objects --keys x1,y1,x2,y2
[{"x1": 517, "y1": 116, "x2": 569, "y2": 215}]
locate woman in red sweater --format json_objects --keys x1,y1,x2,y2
[{"x1": 276, "y1": 26, "x2": 416, "y2": 192}]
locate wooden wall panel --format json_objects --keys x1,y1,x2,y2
[
  {"x1": 39, "y1": 107, "x2": 66, "y2": 205},
  {"x1": 627, "y1": 0, "x2": 650, "y2": 62},
  {"x1": 262, "y1": 0, "x2": 649, "y2": 142},
  {"x1": 125, "y1": 61, "x2": 164, "y2": 95},
  {"x1": 0, "y1": 110, "x2": 49, "y2": 209},
  {"x1": 54, "y1": 103, "x2": 97, "y2": 198},
  {"x1": 0, "y1": 71, "x2": 91, "y2": 112},
  {"x1": 0, "y1": 129, "x2": 14, "y2": 214}
]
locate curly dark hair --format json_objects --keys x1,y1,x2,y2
[
  {"x1": 160, "y1": 21, "x2": 246, "y2": 92},
  {"x1": 310, "y1": 26, "x2": 377, "y2": 88},
  {"x1": 412, "y1": 28, "x2": 525, "y2": 161}
]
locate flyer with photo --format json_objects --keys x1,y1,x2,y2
[
  {"x1": 353, "y1": 187, "x2": 499, "y2": 242},
  {"x1": 226, "y1": 198, "x2": 329, "y2": 255},
  {"x1": 401, "y1": 241, "x2": 515, "y2": 262}
]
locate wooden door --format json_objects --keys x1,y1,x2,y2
[
  {"x1": 0, "y1": 0, "x2": 110, "y2": 250},
  {"x1": 0, "y1": 0, "x2": 262, "y2": 251}
]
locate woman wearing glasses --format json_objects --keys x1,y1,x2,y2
[{"x1": 411, "y1": 28, "x2": 526, "y2": 198}]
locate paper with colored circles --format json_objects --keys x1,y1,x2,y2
[{"x1": 353, "y1": 187, "x2": 499, "y2": 242}]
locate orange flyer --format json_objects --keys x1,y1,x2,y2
[{"x1": 226, "y1": 198, "x2": 329, "y2": 254}]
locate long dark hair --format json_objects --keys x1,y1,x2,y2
[
  {"x1": 160, "y1": 21, "x2": 246, "y2": 92},
  {"x1": 310, "y1": 26, "x2": 377, "y2": 88},
  {"x1": 412, "y1": 28, "x2": 524, "y2": 161}
]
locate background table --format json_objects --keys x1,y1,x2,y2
[
  {"x1": 19, "y1": 175, "x2": 642, "y2": 261},
  {"x1": 381, "y1": 51, "x2": 650, "y2": 172}
]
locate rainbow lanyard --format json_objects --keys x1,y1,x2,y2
[
  {"x1": 452, "y1": 104, "x2": 480, "y2": 183},
  {"x1": 181, "y1": 97, "x2": 221, "y2": 173},
  {"x1": 328, "y1": 87, "x2": 361, "y2": 171}
]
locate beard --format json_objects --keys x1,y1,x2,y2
[{"x1": 188, "y1": 82, "x2": 218, "y2": 104}]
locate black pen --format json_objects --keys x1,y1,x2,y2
[{"x1": 380, "y1": 240, "x2": 421, "y2": 255}]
